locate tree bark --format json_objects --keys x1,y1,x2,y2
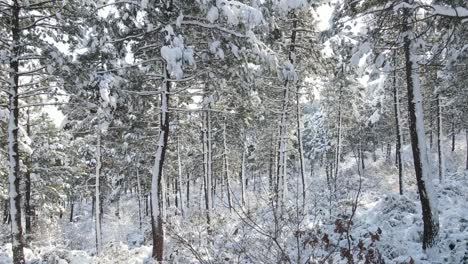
[
  {"x1": 186, "y1": 172, "x2": 190, "y2": 211},
  {"x1": 202, "y1": 92, "x2": 212, "y2": 235},
  {"x1": 8, "y1": 1, "x2": 25, "y2": 262},
  {"x1": 136, "y1": 165, "x2": 142, "y2": 231},
  {"x1": 177, "y1": 137, "x2": 184, "y2": 216},
  {"x1": 95, "y1": 131, "x2": 102, "y2": 255},
  {"x1": 222, "y1": 123, "x2": 232, "y2": 212},
  {"x1": 151, "y1": 69, "x2": 170, "y2": 261},
  {"x1": 296, "y1": 85, "x2": 306, "y2": 210},
  {"x1": 451, "y1": 116, "x2": 455, "y2": 152},
  {"x1": 25, "y1": 109, "x2": 32, "y2": 234},
  {"x1": 241, "y1": 149, "x2": 247, "y2": 207},
  {"x1": 403, "y1": 6, "x2": 439, "y2": 250},
  {"x1": 69, "y1": 199, "x2": 74, "y2": 223},
  {"x1": 335, "y1": 84, "x2": 343, "y2": 183},
  {"x1": 393, "y1": 50, "x2": 404, "y2": 195},
  {"x1": 437, "y1": 95, "x2": 445, "y2": 182}
]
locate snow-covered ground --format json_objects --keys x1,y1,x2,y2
[{"x1": 1, "y1": 138, "x2": 467, "y2": 263}]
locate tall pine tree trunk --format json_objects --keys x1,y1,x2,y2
[
  {"x1": 393, "y1": 51, "x2": 404, "y2": 195},
  {"x1": 8, "y1": 1, "x2": 25, "y2": 262},
  {"x1": 151, "y1": 70, "x2": 170, "y2": 261},
  {"x1": 403, "y1": 5, "x2": 439, "y2": 250}
]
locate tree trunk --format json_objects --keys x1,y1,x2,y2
[
  {"x1": 296, "y1": 85, "x2": 306, "y2": 210},
  {"x1": 8, "y1": 1, "x2": 25, "y2": 262},
  {"x1": 69, "y1": 199, "x2": 74, "y2": 223},
  {"x1": 393, "y1": 50, "x2": 404, "y2": 195},
  {"x1": 92, "y1": 196, "x2": 95, "y2": 218},
  {"x1": 268, "y1": 135, "x2": 275, "y2": 193},
  {"x1": 202, "y1": 94, "x2": 212, "y2": 235},
  {"x1": 403, "y1": 6, "x2": 439, "y2": 250},
  {"x1": 186, "y1": 172, "x2": 190, "y2": 211},
  {"x1": 136, "y1": 166, "x2": 142, "y2": 231},
  {"x1": 177, "y1": 137, "x2": 184, "y2": 216},
  {"x1": 207, "y1": 104, "x2": 214, "y2": 210},
  {"x1": 429, "y1": 100, "x2": 434, "y2": 150},
  {"x1": 222, "y1": 123, "x2": 232, "y2": 212},
  {"x1": 335, "y1": 84, "x2": 343, "y2": 182},
  {"x1": 451, "y1": 116, "x2": 455, "y2": 152},
  {"x1": 25, "y1": 109, "x2": 32, "y2": 234},
  {"x1": 437, "y1": 95, "x2": 445, "y2": 182},
  {"x1": 95, "y1": 131, "x2": 102, "y2": 255},
  {"x1": 145, "y1": 194, "x2": 149, "y2": 217},
  {"x1": 151, "y1": 70, "x2": 170, "y2": 261},
  {"x1": 241, "y1": 149, "x2": 246, "y2": 207}
]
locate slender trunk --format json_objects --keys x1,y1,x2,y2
[
  {"x1": 222, "y1": 123, "x2": 232, "y2": 212},
  {"x1": 451, "y1": 116, "x2": 455, "y2": 152},
  {"x1": 69, "y1": 199, "x2": 74, "y2": 222},
  {"x1": 403, "y1": 7, "x2": 439, "y2": 250},
  {"x1": 91, "y1": 196, "x2": 95, "y2": 218},
  {"x1": 207, "y1": 106, "x2": 214, "y2": 209},
  {"x1": 268, "y1": 135, "x2": 275, "y2": 192},
  {"x1": 177, "y1": 137, "x2": 184, "y2": 216},
  {"x1": 429, "y1": 101, "x2": 434, "y2": 150},
  {"x1": 335, "y1": 85, "x2": 343, "y2": 182},
  {"x1": 25, "y1": 110, "x2": 32, "y2": 234},
  {"x1": 361, "y1": 149, "x2": 365, "y2": 171},
  {"x1": 202, "y1": 96, "x2": 212, "y2": 235},
  {"x1": 145, "y1": 194, "x2": 149, "y2": 216},
  {"x1": 437, "y1": 95, "x2": 445, "y2": 182},
  {"x1": 241, "y1": 149, "x2": 246, "y2": 207},
  {"x1": 151, "y1": 70, "x2": 170, "y2": 261},
  {"x1": 186, "y1": 172, "x2": 190, "y2": 211},
  {"x1": 95, "y1": 131, "x2": 102, "y2": 255},
  {"x1": 296, "y1": 85, "x2": 306, "y2": 209},
  {"x1": 136, "y1": 166, "x2": 142, "y2": 231},
  {"x1": 8, "y1": 2, "x2": 25, "y2": 263},
  {"x1": 393, "y1": 50, "x2": 404, "y2": 195}
]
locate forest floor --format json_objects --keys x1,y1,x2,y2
[{"x1": 0, "y1": 140, "x2": 467, "y2": 263}]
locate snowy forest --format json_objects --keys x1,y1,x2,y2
[{"x1": 0, "y1": 0, "x2": 467, "y2": 263}]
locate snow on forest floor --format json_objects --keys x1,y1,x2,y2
[{"x1": 0, "y1": 144, "x2": 467, "y2": 263}]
